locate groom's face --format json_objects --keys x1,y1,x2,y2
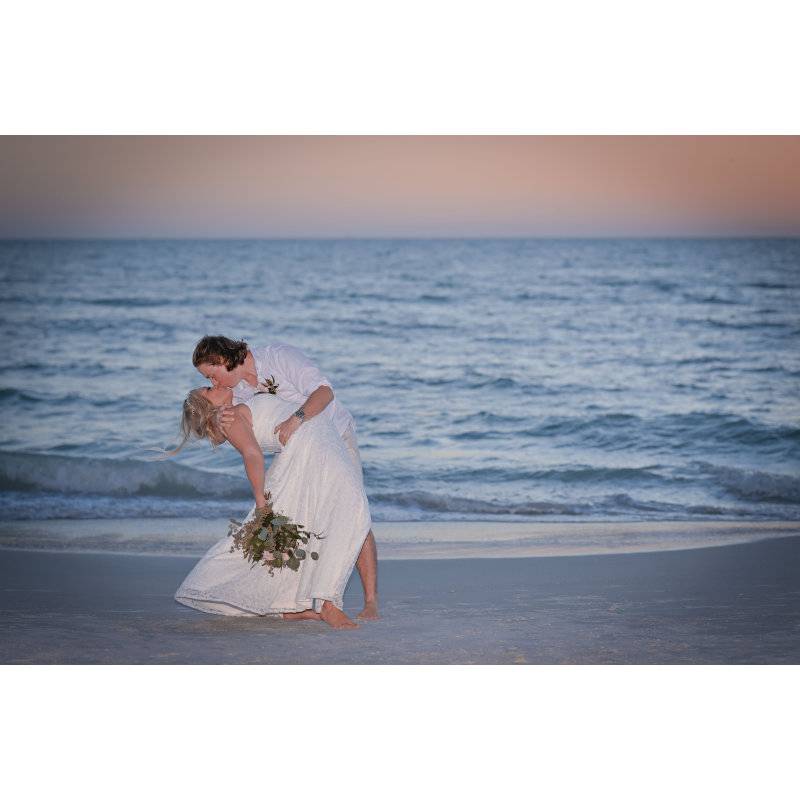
[{"x1": 197, "y1": 361, "x2": 239, "y2": 389}]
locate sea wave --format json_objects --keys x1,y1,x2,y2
[
  {"x1": 0, "y1": 388, "x2": 44, "y2": 403},
  {"x1": 369, "y1": 489, "x2": 788, "y2": 520},
  {"x1": 694, "y1": 461, "x2": 800, "y2": 505},
  {"x1": 370, "y1": 490, "x2": 577, "y2": 516},
  {"x1": 379, "y1": 464, "x2": 678, "y2": 486},
  {"x1": 512, "y1": 412, "x2": 800, "y2": 455},
  {"x1": 0, "y1": 451, "x2": 248, "y2": 499},
  {"x1": 1, "y1": 450, "x2": 799, "y2": 522}
]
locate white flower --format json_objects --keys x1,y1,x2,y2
[{"x1": 256, "y1": 374, "x2": 279, "y2": 394}]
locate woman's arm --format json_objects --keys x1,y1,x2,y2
[{"x1": 224, "y1": 407, "x2": 268, "y2": 509}]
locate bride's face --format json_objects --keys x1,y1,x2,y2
[{"x1": 201, "y1": 385, "x2": 233, "y2": 407}]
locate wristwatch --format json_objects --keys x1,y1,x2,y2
[{"x1": 293, "y1": 408, "x2": 306, "y2": 422}]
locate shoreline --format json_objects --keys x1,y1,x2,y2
[{"x1": 0, "y1": 518, "x2": 798, "y2": 560}]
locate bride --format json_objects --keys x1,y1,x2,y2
[{"x1": 171, "y1": 384, "x2": 372, "y2": 629}]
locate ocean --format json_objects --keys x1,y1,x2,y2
[{"x1": 1, "y1": 238, "x2": 798, "y2": 542}]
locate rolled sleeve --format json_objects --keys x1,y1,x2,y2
[{"x1": 271, "y1": 343, "x2": 333, "y2": 398}]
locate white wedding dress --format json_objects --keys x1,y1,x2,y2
[{"x1": 174, "y1": 392, "x2": 372, "y2": 616}]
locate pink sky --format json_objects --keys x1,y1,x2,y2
[{"x1": 1, "y1": 136, "x2": 799, "y2": 237}]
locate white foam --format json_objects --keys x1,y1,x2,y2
[{"x1": 1, "y1": 519, "x2": 798, "y2": 560}]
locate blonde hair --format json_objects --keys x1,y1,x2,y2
[{"x1": 161, "y1": 388, "x2": 226, "y2": 458}]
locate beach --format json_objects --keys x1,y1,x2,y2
[
  {"x1": 1, "y1": 237, "x2": 798, "y2": 665},
  {"x1": 2, "y1": 532, "x2": 799, "y2": 664}
]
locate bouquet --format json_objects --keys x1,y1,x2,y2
[{"x1": 228, "y1": 492, "x2": 324, "y2": 576}]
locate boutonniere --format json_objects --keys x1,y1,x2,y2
[{"x1": 256, "y1": 374, "x2": 279, "y2": 395}]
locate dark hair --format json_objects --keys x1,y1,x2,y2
[{"x1": 192, "y1": 335, "x2": 248, "y2": 371}]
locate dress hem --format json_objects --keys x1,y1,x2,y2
[{"x1": 174, "y1": 589, "x2": 345, "y2": 617}]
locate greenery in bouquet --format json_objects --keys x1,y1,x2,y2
[{"x1": 227, "y1": 492, "x2": 324, "y2": 576}]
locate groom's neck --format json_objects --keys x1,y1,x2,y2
[{"x1": 241, "y1": 350, "x2": 258, "y2": 386}]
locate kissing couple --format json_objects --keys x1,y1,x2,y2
[{"x1": 170, "y1": 335, "x2": 379, "y2": 630}]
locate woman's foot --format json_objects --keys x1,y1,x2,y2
[
  {"x1": 356, "y1": 599, "x2": 380, "y2": 620},
  {"x1": 320, "y1": 600, "x2": 359, "y2": 629},
  {"x1": 282, "y1": 609, "x2": 322, "y2": 621}
]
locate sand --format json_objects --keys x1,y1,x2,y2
[{"x1": 2, "y1": 534, "x2": 799, "y2": 664}]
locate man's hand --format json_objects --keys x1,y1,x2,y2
[
  {"x1": 215, "y1": 404, "x2": 236, "y2": 432},
  {"x1": 274, "y1": 415, "x2": 302, "y2": 446}
]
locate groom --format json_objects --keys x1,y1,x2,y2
[{"x1": 192, "y1": 335, "x2": 379, "y2": 621}]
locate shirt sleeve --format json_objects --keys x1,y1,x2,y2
[{"x1": 271, "y1": 343, "x2": 333, "y2": 398}]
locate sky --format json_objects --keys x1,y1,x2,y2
[{"x1": 0, "y1": 136, "x2": 799, "y2": 238}]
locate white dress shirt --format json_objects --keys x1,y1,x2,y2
[{"x1": 232, "y1": 343, "x2": 355, "y2": 437}]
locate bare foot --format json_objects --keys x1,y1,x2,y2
[
  {"x1": 320, "y1": 600, "x2": 359, "y2": 629},
  {"x1": 282, "y1": 609, "x2": 322, "y2": 621},
  {"x1": 356, "y1": 600, "x2": 380, "y2": 620}
]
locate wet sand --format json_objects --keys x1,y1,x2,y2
[{"x1": 2, "y1": 535, "x2": 799, "y2": 664}]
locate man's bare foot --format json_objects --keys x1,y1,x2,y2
[
  {"x1": 282, "y1": 609, "x2": 322, "y2": 621},
  {"x1": 356, "y1": 600, "x2": 380, "y2": 620},
  {"x1": 320, "y1": 600, "x2": 359, "y2": 629}
]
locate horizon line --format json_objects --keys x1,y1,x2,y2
[{"x1": 2, "y1": 234, "x2": 800, "y2": 242}]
